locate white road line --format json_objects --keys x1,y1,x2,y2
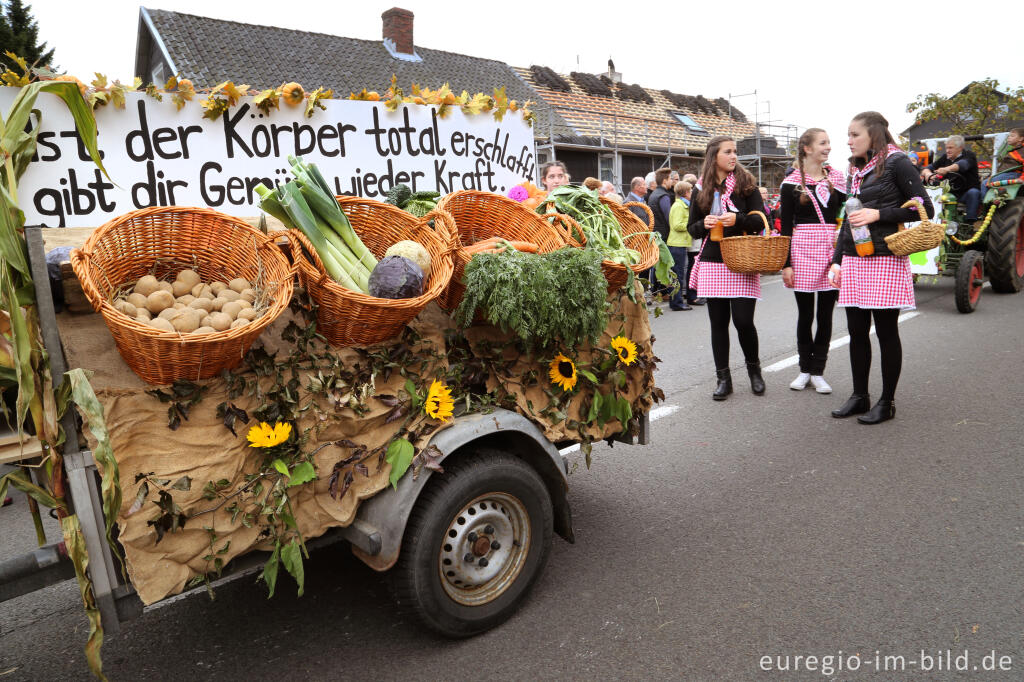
[
  {"x1": 558, "y1": 404, "x2": 679, "y2": 454},
  {"x1": 764, "y1": 311, "x2": 921, "y2": 373}
]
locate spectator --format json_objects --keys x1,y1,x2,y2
[
  {"x1": 667, "y1": 180, "x2": 693, "y2": 311},
  {"x1": 646, "y1": 168, "x2": 678, "y2": 293},
  {"x1": 644, "y1": 172, "x2": 657, "y2": 201},
  {"x1": 626, "y1": 176, "x2": 649, "y2": 224},
  {"x1": 583, "y1": 177, "x2": 602, "y2": 191},
  {"x1": 540, "y1": 161, "x2": 570, "y2": 192},
  {"x1": 759, "y1": 186, "x2": 777, "y2": 223},
  {"x1": 921, "y1": 135, "x2": 981, "y2": 222},
  {"x1": 683, "y1": 173, "x2": 698, "y2": 186},
  {"x1": 986, "y1": 127, "x2": 1024, "y2": 186}
]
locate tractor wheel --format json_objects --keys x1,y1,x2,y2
[
  {"x1": 955, "y1": 249, "x2": 984, "y2": 313},
  {"x1": 984, "y1": 198, "x2": 1024, "y2": 293}
]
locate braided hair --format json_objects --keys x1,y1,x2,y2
[{"x1": 795, "y1": 128, "x2": 831, "y2": 205}]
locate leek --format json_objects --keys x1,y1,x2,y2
[{"x1": 275, "y1": 183, "x2": 362, "y2": 292}]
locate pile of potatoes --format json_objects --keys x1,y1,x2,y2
[{"x1": 111, "y1": 269, "x2": 263, "y2": 335}]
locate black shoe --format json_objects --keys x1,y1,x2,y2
[
  {"x1": 746, "y1": 361, "x2": 765, "y2": 395},
  {"x1": 689, "y1": 298, "x2": 706, "y2": 306},
  {"x1": 831, "y1": 393, "x2": 871, "y2": 418},
  {"x1": 857, "y1": 399, "x2": 895, "y2": 424},
  {"x1": 670, "y1": 303, "x2": 692, "y2": 311},
  {"x1": 712, "y1": 368, "x2": 732, "y2": 401}
]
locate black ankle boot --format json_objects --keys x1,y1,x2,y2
[
  {"x1": 746, "y1": 361, "x2": 765, "y2": 395},
  {"x1": 857, "y1": 399, "x2": 895, "y2": 424},
  {"x1": 831, "y1": 393, "x2": 871, "y2": 418},
  {"x1": 712, "y1": 368, "x2": 732, "y2": 401}
]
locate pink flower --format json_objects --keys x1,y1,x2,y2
[{"x1": 507, "y1": 185, "x2": 529, "y2": 202}]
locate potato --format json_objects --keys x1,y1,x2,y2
[
  {"x1": 200, "y1": 314, "x2": 213, "y2": 328},
  {"x1": 171, "y1": 309, "x2": 201, "y2": 333},
  {"x1": 175, "y1": 269, "x2": 202, "y2": 289},
  {"x1": 228, "y1": 277, "x2": 251, "y2": 293},
  {"x1": 172, "y1": 279, "x2": 193, "y2": 297},
  {"x1": 134, "y1": 275, "x2": 160, "y2": 297},
  {"x1": 240, "y1": 288, "x2": 257, "y2": 303},
  {"x1": 146, "y1": 290, "x2": 175, "y2": 314},
  {"x1": 177, "y1": 294, "x2": 196, "y2": 306},
  {"x1": 158, "y1": 307, "x2": 178, "y2": 321},
  {"x1": 148, "y1": 317, "x2": 175, "y2": 332},
  {"x1": 113, "y1": 300, "x2": 137, "y2": 317},
  {"x1": 210, "y1": 296, "x2": 229, "y2": 311},
  {"x1": 218, "y1": 289, "x2": 241, "y2": 303},
  {"x1": 230, "y1": 318, "x2": 250, "y2": 330},
  {"x1": 127, "y1": 292, "x2": 149, "y2": 309},
  {"x1": 189, "y1": 298, "x2": 214, "y2": 312},
  {"x1": 208, "y1": 312, "x2": 232, "y2": 331},
  {"x1": 193, "y1": 326, "x2": 217, "y2": 334},
  {"x1": 221, "y1": 301, "x2": 245, "y2": 320},
  {"x1": 157, "y1": 281, "x2": 173, "y2": 293},
  {"x1": 209, "y1": 281, "x2": 228, "y2": 295},
  {"x1": 236, "y1": 307, "x2": 259, "y2": 322},
  {"x1": 191, "y1": 283, "x2": 213, "y2": 299},
  {"x1": 135, "y1": 309, "x2": 151, "y2": 321}
]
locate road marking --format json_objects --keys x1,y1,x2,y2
[
  {"x1": 558, "y1": 404, "x2": 679, "y2": 454},
  {"x1": 764, "y1": 312, "x2": 921, "y2": 373}
]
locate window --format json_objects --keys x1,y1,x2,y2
[{"x1": 670, "y1": 112, "x2": 709, "y2": 136}]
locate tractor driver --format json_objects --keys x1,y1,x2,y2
[{"x1": 920, "y1": 135, "x2": 981, "y2": 223}]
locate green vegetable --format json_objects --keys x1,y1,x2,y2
[
  {"x1": 455, "y1": 247, "x2": 607, "y2": 349},
  {"x1": 385, "y1": 183, "x2": 439, "y2": 217},
  {"x1": 386, "y1": 183, "x2": 413, "y2": 208}
]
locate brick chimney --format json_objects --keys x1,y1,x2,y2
[{"x1": 382, "y1": 8, "x2": 414, "y2": 56}]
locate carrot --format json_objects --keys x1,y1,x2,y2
[{"x1": 503, "y1": 240, "x2": 539, "y2": 253}]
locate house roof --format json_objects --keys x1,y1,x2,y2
[
  {"x1": 901, "y1": 82, "x2": 1024, "y2": 139},
  {"x1": 135, "y1": 7, "x2": 568, "y2": 132},
  {"x1": 514, "y1": 65, "x2": 758, "y2": 154}
]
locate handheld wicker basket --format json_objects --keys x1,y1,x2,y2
[
  {"x1": 289, "y1": 196, "x2": 455, "y2": 346},
  {"x1": 69, "y1": 206, "x2": 295, "y2": 385},
  {"x1": 720, "y1": 211, "x2": 790, "y2": 274},
  {"x1": 435, "y1": 190, "x2": 570, "y2": 311},
  {"x1": 884, "y1": 198, "x2": 944, "y2": 256}
]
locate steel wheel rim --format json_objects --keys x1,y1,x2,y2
[{"x1": 438, "y1": 492, "x2": 531, "y2": 606}]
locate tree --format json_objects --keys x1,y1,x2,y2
[
  {"x1": 907, "y1": 79, "x2": 1024, "y2": 137},
  {"x1": 0, "y1": 0, "x2": 54, "y2": 72}
]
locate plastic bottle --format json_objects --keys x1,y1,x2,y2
[
  {"x1": 846, "y1": 196, "x2": 874, "y2": 256},
  {"x1": 710, "y1": 190, "x2": 724, "y2": 242}
]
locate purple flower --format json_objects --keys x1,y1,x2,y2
[{"x1": 507, "y1": 185, "x2": 529, "y2": 202}]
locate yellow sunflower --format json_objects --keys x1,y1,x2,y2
[
  {"x1": 548, "y1": 354, "x2": 578, "y2": 391},
  {"x1": 425, "y1": 380, "x2": 454, "y2": 422},
  {"x1": 611, "y1": 335, "x2": 639, "y2": 366},
  {"x1": 246, "y1": 421, "x2": 292, "y2": 448}
]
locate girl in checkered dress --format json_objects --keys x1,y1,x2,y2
[
  {"x1": 829, "y1": 111, "x2": 933, "y2": 425},
  {"x1": 687, "y1": 136, "x2": 768, "y2": 400},
  {"x1": 779, "y1": 128, "x2": 847, "y2": 395}
]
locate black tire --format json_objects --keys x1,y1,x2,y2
[
  {"x1": 391, "y1": 449, "x2": 554, "y2": 638},
  {"x1": 955, "y1": 249, "x2": 984, "y2": 314},
  {"x1": 985, "y1": 198, "x2": 1024, "y2": 293}
]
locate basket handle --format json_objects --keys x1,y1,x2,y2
[
  {"x1": 548, "y1": 212, "x2": 586, "y2": 247},
  {"x1": 287, "y1": 229, "x2": 332, "y2": 287},
  {"x1": 623, "y1": 201, "x2": 654, "y2": 230},
  {"x1": 422, "y1": 208, "x2": 459, "y2": 253},
  {"x1": 900, "y1": 198, "x2": 930, "y2": 224},
  {"x1": 258, "y1": 238, "x2": 300, "y2": 281},
  {"x1": 68, "y1": 248, "x2": 105, "y2": 313},
  {"x1": 748, "y1": 210, "x2": 771, "y2": 236}
]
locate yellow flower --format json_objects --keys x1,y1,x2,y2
[
  {"x1": 611, "y1": 335, "x2": 638, "y2": 366},
  {"x1": 246, "y1": 421, "x2": 292, "y2": 448},
  {"x1": 425, "y1": 380, "x2": 454, "y2": 422},
  {"x1": 549, "y1": 354, "x2": 578, "y2": 391},
  {"x1": 281, "y1": 82, "x2": 305, "y2": 106}
]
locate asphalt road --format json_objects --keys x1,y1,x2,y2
[{"x1": 2, "y1": 275, "x2": 1023, "y2": 680}]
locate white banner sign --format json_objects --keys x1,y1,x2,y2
[{"x1": 0, "y1": 90, "x2": 537, "y2": 227}]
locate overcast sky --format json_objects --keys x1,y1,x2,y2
[{"x1": 30, "y1": 0, "x2": 1023, "y2": 171}]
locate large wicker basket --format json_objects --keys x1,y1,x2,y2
[
  {"x1": 884, "y1": 198, "x2": 944, "y2": 256},
  {"x1": 720, "y1": 211, "x2": 790, "y2": 274},
  {"x1": 289, "y1": 197, "x2": 455, "y2": 346},
  {"x1": 436, "y1": 190, "x2": 571, "y2": 311},
  {"x1": 69, "y1": 206, "x2": 295, "y2": 385},
  {"x1": 597, "y1": 199, "x2": 660, "y2": 292}
]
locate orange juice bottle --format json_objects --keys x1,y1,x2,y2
[
  {"x1": 846, "y1": 197, "x2": 874, "y2": 256},
  {"x1": 710, "y1": 190, "x2": 724, "y2": 242}
]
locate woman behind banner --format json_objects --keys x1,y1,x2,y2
[
  {"x1": 687, "y1": 136, "x2": 767, "y2": 400},
  {"x1": 829, "y1": 111, "x2": 932, "y2": 424},
  {"x1": 779, "y1": 128, "x2": 846, "y2": 394}
]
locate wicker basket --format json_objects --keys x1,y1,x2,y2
[
  {"x1": 435, "y1": 190, "x2": 571, "y2": 311},
  {"x1": 720, "y1": 211, "x2": 790, "y2": 274},
  {"x1": 597, "y1": 199, "x2": 660, "y2": 292},
  {"x1": 289, "y1": 196, "x2": 455, "y2": 346},
  {"x1": 884, "y1": 199, "x2": 944, "y2": 256},
  {"x1": 69, "y1": 206, "x2": 295, "y2": 385}
]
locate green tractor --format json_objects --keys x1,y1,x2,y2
[{"x1": 921, "y1": 132, "x2": 1024, "y2": 313}]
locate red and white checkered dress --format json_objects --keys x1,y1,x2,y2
[
  {"x1": 689, "y1": 255, "x2": 762, "y2": 299},
  {"x1": 781, "y1": 167, "x2": 846, "y2": 293},
  {"x1": 837, "y1": 254, "x2": 915, "y2": 310}
]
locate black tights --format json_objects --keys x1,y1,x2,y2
[
  {"x1": 707, "y1": 298, "x2": 758, "y2": 370},
  {"x1": 795, "y1": 290, "x2": 838, "y2": 374},
  {"x1": 845, "y1": 307, "x2": 902, "y2": 401}
]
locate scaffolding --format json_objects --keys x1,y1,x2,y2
[{"x1": 728, "y1": 90, "x2": 798, "y2": 189}]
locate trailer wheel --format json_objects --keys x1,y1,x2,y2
[
  {"x1": 391, "y1": 449, "x2": 553, "y2": 637},
  {"x1": 955, "y1": 249, "x2": 984, "y2": 313},
  {"x1": 985, "y1": 198, "x2": 1024, "y2": 293}
]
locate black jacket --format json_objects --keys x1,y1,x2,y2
[
  {"x1": 926, "y1": 148, "x2": 981, "y2": 196},
  {"x1": 687, "y1": 183, "x2": 766, "y2": 263},
  {"x1": 647, "y1": 186, "x2": 673, "y2": 240},
  {"x1": 832, "y1": 152, "x2": 934, "y2": 264}
]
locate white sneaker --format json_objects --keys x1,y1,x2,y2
[
  {"x1": 810, "y1": 375, "x2": 832, "y2": 394},
  {"x1": 789, "y1": 372, "x2": 811, "y2": 390}
]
